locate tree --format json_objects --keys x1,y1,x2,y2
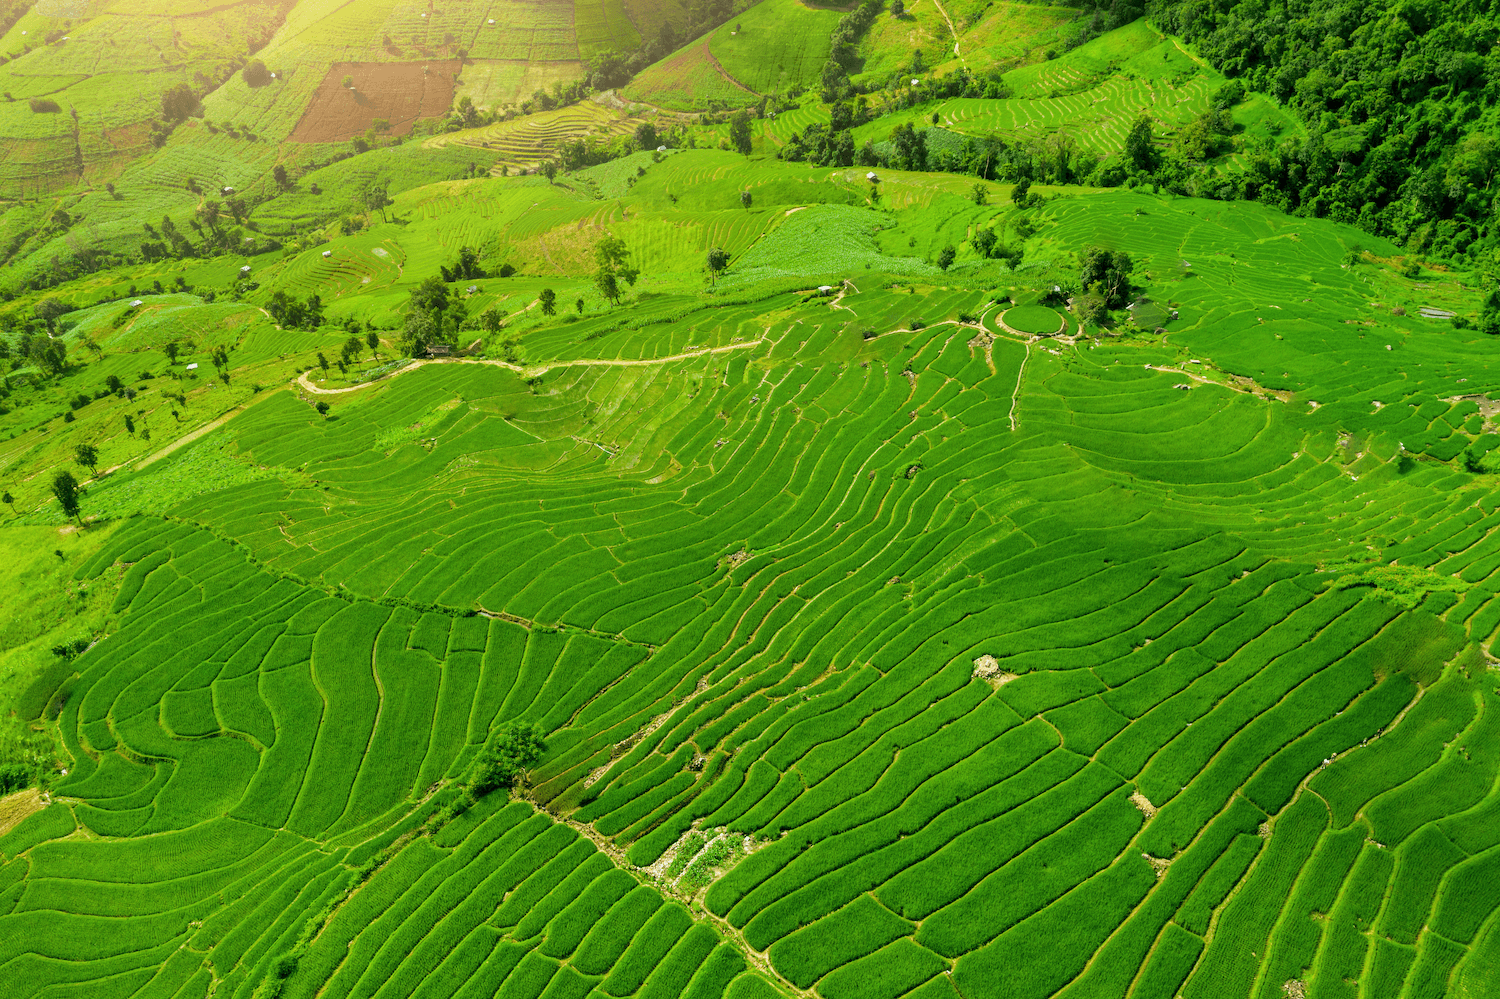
[
  {"x1": 972, "y1": 183, "x2": 988, "y2": 205},
  {"x1": 937, "y1": 245, "x2": 956, "y2": 271},
  {"x1": 243, "y1": 59, "x2": 271, "y2": 87},
  {"x1": 576, "y1": 297, "x2": 585, "y2": 314},
  {"x1": 467, "y1": 722, "x2": 547, "y2": 796},
  {"x1": 634, "y1": 121, "x2": 658, "y2": 151},
  {"x1": 1079, "y1": 245, "x2": 1134, "y2": 308},
  {"x1": 594, "y1": 235, "x2": 638, "y2": 305},
  {"x1": 729, "y1": 110, "x2": 753, "y2": 156},
  {"x1": 889, "y1": 123, "x2": 926, "y2": 170},
  {"x1": 364, "y1": 182, "x2": 392, "y2": 223},
  {"x1": 821, "y1": 58, "x2": 850, "y2": 105},
  {"x1": 829, "y1": 101, "x2": 854, "y2": 133},
  {"x1": 28, "y1": 337, "x2": 66, "y2": 375},
  {"x1": 1124, "y1": 114, "x2": 1156, "y2": 172},
  {"x1": 161, "y1": 83, "x2": 196, "y2": 121},
  {"x1": 341, "y1": 336, "x2": 363, "y2": 365},
  {"x1": 366, "y1": 329, "x2": 380, "y2": 359},
  {"x1": 738, "y1": 190, "x2": 753, "y2": 211},
  {"x1": 539, "y1": 289, "x2": 557, "y2": 316},
  {"x1": 891, "y1": 0, "x2": 904, "y2": 13},
  {"x1": 51, "y1": 471, "x2": 81, "y2": 523},
  {"x1": 273, "y1": 164, "x2": 291, "y2": 191},
  {"x1": 973, "y1": 228, "x2": 997, "y2": 257},
  {"x1": 454, "y1": 95, "x2": 480, "y2": 129},
  {"x1": 317, "y1": 352, "x2": 329, "y2": 372},
  {"x1": 342, "y1": 74, "x2": 355, "y2": 90},
  {"x1": 1011, "y1": 177, "x2": 1031, "y2": 208},
  {"x1": 400, "y1": 310, "x2": 437, "y2": 356},
  {"x1": 1, "y1": 491, "x2": 12, "y2": 511},
  {"x1": 595, "y1": 271, "x2": 619, "y2": 305},
  {"x1": 410, "y1": 276, "x2": 450, "y2": 316},
  {"x1": 74, "y1": 444, "x2": 99, "y2": 476},
  {"x1": 34, "y1": 297, "x2": 68, "y2": 333},
  {"x1": 163, "y1": 342, "x2": 181, "y2": 363},
  {"x1": 315, "y1": 401, "x2": 330, "y2": 417},
  {"x1": 124, "y1": 415, "x2": 135, "y2": 435},
  {"x1": 707, "y1": 246, "x2": 730, "y2": 286},
  {"x1": 541, "y1": 160, "x2": 558, "y2": 183}
]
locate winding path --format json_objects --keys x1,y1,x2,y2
[{"x1": 296, "y1": 339, "x2": 768, "y2": 396}]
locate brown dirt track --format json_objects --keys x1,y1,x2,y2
[{"x1": 291, "y1": 60, "x2": 461, "y2": 143}]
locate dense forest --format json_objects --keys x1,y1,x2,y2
[{"x1": 1148, "y1": 0, "x2": 1500, "y2": 265}]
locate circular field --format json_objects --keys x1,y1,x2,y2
[{"x1": 1002, "y1": 305, "x2": 1066, "y2": 335}]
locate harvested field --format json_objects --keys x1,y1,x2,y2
[{"x1": 290, "y1": 61, "x2": 461, "y2": 143}]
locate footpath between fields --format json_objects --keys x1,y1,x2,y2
[{"x1": 294, "y1": 340, "x2": 768, "y2": 395}]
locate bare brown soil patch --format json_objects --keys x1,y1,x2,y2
[{"x1": 291, "y1": 61, "x2": 461, "y2": 143}]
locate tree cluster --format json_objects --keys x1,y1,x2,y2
[
  {"x1": 821, "y1": 0, "x2": 885, "y2": 104},
  {"x1": 1079, "y1": 245, "x2": 1134, "y2": 309},
  {"x1": 266, "y1": 291, "x2": 325, "y2": 330},
  {"x1": 593, "y1": 235, "x2": 638, "y2": 305},
  {"x1": 1148, "y1": 0, "x2": 1500, "y2": 262},
  {"x1": 439, "y1": 246, "x2": 486, "y2": 283},
  {"x1": 400, "y1": 276, "x2": 467, "y2": 356},
  {"x1": 971, "y1": 227, "x2": 1023, "y2": 267},
  {"x1": 466, "y1": 722, "x2": 546, "y2": 797},
  {"x1": 12, "y1": 328, "x2": 67, "y2": 375}
]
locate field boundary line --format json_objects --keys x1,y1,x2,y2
[
  {"x1": 296, "y1": 340, "x2": 768, "y2": 396},
  {"x1": 1008, "y1": 342, "x2": 1029, "y2": 430},
  {"x1": 517, "y1": 798, "x2": 817, "y2": 999}
]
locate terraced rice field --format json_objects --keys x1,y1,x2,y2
[
  {"x1": 621, "y1": 40, "x2": 761, "y2": 111},
  {"x1": 624, "y1": 0, "x2": 841, "y2": 110},
  {"x1": 4, "y1": 182, "x2": 1500, "y2": 999},
  {"x1": 847, "y1": 19, "x2": 1240, "y2": 156},
  {"x1": 424, "y1": 102, "x2": 648, "y2": 174},
  {"x1": 0, "y1": 0, "x2": 290, "y2": 196}
]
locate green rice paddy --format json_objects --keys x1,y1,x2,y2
[
  {"x1": 0, "y1": 4, "x2": 1497, "y2": 998},
  {"x1": 1001, "y1": 305, "x2": 1063, "y2": 334},
  {"x1": 3, "y1": 159, "x2": 1500, "y2": 998}
]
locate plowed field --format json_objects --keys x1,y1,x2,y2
[{"x1": 290, "y1": 60, "x2": 460, "y2": 143}]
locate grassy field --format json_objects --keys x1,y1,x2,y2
[{"x1": 1, "y1": 141, "x2": 1499, "y2": 999}]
